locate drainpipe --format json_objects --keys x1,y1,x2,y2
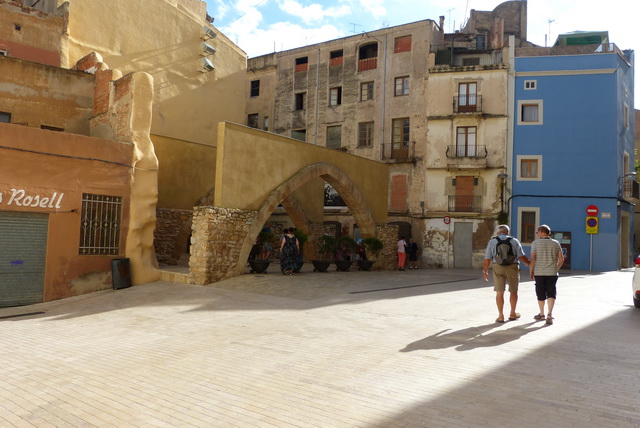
[
  {"x1": 380, "y1": 35, "x2": 388, "y2": 159},
  {"x1": 314, "y1": 48, "x2": 320, "y2": 145},
  {"x1": 506, "y1": 35, "x2": 516, "y2": 222}
]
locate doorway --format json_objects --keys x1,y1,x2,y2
[
  {"x1": 453, "y1": 222, "x2": 473, "y2": 268},
  {"x1": 0, "y1": 212, "x2": 48, "y2": 307}
]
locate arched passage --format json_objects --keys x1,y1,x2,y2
[
  {"x1": 188, "y1": 122, "x2": 390, "y2": 284},
  {"x1": 234, "y1": 162, "x2": 379, "y2": 276}
]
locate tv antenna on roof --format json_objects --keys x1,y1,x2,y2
[
  {"x1": 546, "y1": 19, "x2": 556, "y2": 47},
  {"x1": 349, "y1": 23, "x2": 362, "y2": 34},
  {"x1": 447, "y1": 8, "x2": 455, "y2": 33}
]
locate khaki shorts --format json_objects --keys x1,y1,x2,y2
[{"x1": 491, "y1": 263, "x2": 520, "y2": 293}]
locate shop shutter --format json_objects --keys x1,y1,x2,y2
[{"x1": 0, "y1": 212, "x2": 48, "y2": 307}]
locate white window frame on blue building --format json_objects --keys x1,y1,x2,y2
[
  {"x1": 517, "y1": 99, "x2": 543, "y2": 125},
  {"x1": 517, "y1": 206, "x2": 539, "y2": 245},
  {"x1": 516, "y1": 155, "x2": 543, "y2": 181}
]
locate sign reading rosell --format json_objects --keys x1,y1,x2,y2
[{"x1": 0, "y1": 188, "x2": 65, "y2": 209}]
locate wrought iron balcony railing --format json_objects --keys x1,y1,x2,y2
[
  {"x1": 445, "y1": 145, "x2": 487, "y2": 158},
  {"x1": 447, "y1": 195, "x2": 482, "y2": 213},
  {"x1": 623, "y1": 180, "x2": 639, "y2": 200},
  {"x1": 453, "y1": 95, "x2": 482, "y2": 113},
  {"x1": 381, "y1": 141, "x2": 416, "y2": 161}
]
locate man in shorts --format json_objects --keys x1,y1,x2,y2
[
  {"x1": 483, "y1": 225, "x2": 529, "y2": 323},
  {"x1": 529, "y1": 224, "x2": 564, "y2": 325}
]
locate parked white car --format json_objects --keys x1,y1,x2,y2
[{"x1": 633, "y1": 256, "x2": 640, "y2": 308}]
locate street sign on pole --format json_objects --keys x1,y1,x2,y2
[
  {"x1": 586, "y1": 216, "x2": 598, "y2": 234},
  {"x1": 586, "y1": 204, "x2": 598, "y2": 216}
]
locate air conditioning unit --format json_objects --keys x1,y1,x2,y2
[
  {"x1": 201, "y1": 41, "x2": 217, "y2": 55},
  {"x1": 202, "y1": 26, "x2": 217, "y2": 39},
  {"x1": 200, "y1": 57, "x2": 215, "y2": 72}
]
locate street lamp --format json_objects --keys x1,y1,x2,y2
[{"x1": 498, "y1": 173, "x2": 508, "y2": 221}]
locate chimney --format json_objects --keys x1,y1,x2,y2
[{"x1": 439, "y1": 15, "x2": 445, "y2": 31}]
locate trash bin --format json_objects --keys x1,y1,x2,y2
[{"x1": 111, "y1": 258, "x2": 132, "y2": 290}]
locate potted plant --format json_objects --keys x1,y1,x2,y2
[
  {"x1": 357, "y1": 237, "x2": 384, "y2": 271},
  {"x1": 248, "y1": 229, "x2": 277, "y2": 273},
  {"x1": 335, "y1": 235, "x2": 357, "y2": 271},
  {"x1": 312, "y1": 234, "x2": 337, "y2": 272}
]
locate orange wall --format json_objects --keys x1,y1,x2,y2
[
  {"x1": 0, "y1": 56, "x2": 94, "y2": 134},
  {"x1": 0, "y1": 0, "x2": 65, "y2": 66},
  {"x1": 0, "y1": 123, "x2": 134, "y2": 301}
]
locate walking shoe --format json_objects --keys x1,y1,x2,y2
[
  {"x1": 533, "y1": 314, "x2": 545, "y2": 320},
  {"x1": 546, "y1": 315, "x2": 553, "y2": 325}
]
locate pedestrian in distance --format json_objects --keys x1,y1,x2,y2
[
  {"x1": 529, "y1": 224, "x2": 564, "y2": 325},
  {"x1": 407, "y1": 238, "x2": 419, "y2": 269},
  {"x1": 279, "y1": 228, "x2": 299, "y2": 275},
  {"x1": 397, "y1": 236, "x2": 408, "y2": 271},
  {"x1": 483, "y1": 224, "x2": 529, "y2": 323}
]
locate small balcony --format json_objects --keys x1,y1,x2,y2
[
  {"x1": 358, "y1": 57, "x2": 377, "y2": 72},
  {"x1": 446, "y1": 145, "x2": 487, "y2": 158},
  {"x1": 448, "y1": 195, "x2": 482, "y2": 213},
  {"x1": 381, "y1": 141, "x2": 416, "y2": 162},
  {"x1": 623, "y1": 180, "x2": 639, "y2": 201},
  {"x1": 453, "y1": 95, "x2": 482, "y2": 114}
]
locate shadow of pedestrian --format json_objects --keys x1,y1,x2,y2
[{"x1": 400, "y1": 321, "x2": 546, "y2": 353}]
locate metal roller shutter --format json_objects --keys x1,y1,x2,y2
[{"x1": 0, "y1": 212, "x2": 48, "y2": 307}]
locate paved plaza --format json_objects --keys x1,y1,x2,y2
[{"x1": 0, "y1": 266, "x2": 639, "y2": 427}]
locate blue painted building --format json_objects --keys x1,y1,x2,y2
[{"x1": 509, "y1": 37, "x2": 635, "y2": 271}]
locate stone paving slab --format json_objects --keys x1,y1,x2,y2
[{"x1": 0, "y1": 267, "x2": 639, "y2": 427}]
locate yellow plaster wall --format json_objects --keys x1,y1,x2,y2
[
  {"x1": 215, "y1": 122, "x2": 389, "y2": 224},
  {"x1": 152, "y1": 134, "x2": 216, "y2": 209},
  {"x1": 60, "y1": 0, "x2": 245, "y2": 143},
  {"x1": 59, "y1": 0, "x2": 247, "y2": 208},
  {"x1": 0, "y1": 56, "x2": 93, "y2": 134}
]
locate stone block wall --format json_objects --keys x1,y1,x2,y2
[
  {"x1": 189, "y1": 206, "x2": 257, "y2": 285},
  {"x1": 155, "y1": 208, "x2": 193, "y2": 265},
  {"x1": 376, "y1": 224, "x2": 399, "y2": 271}
]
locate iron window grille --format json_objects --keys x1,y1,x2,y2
[{"x1": 79, "y1": 193, "x2": 122, "y2": 255}]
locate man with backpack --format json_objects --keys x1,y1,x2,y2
[{"x1": 483, "y1": 225, "x2": 530, "y2": 323}]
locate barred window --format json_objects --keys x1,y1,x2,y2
[{"x1": 79, "y1": 193, "x2": 122, "y2": 255}]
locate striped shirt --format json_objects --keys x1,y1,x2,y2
[{"x1": 530, "y1": 237, "x2": 562, "y2": 276}]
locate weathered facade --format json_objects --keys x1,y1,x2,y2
[
  {"x1": 0, "y1": 52, "x2": 158, "y2": 306},
  {"x1": 246, "y1": 1, "x2": 532, "y2": 268},
  {"x1": 2, "y1": 0, "x2": 249, "y2": 265}
]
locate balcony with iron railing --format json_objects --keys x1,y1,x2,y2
[
  {"x1": 623, "y1": 180, "x2": 640, "y2": 201},
  {"x1": 445, "y1": 145, "x2": 487, "y2": 158},
  {"x1": 447, "y1": 195, "x2": 482, "y2": 213},
  {"x1": 381, "y1": 141, "x2": 416, "y2": 162},
  {"x1": 453, "y1": 95, "x2": 482, "y2": 114},
  {"x1": 444, "y1": 145, "x2": 487, "y2": 169}
]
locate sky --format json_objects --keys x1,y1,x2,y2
[{"x1": 206, "y1": 0, "x2": 637, "y2": 106}]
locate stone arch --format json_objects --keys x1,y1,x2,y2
[{"x1": 233, "y1": 162, "x2": 378, "y2": 276}]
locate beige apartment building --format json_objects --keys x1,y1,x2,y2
[{"x1": 246, "y1": 0, "x2": 531, "y2": 268}]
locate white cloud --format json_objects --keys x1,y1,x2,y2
[
  {"x1": 234, "y1": 21, "x2": 346, "y2": 57},
  {"x1": 278, "y1": 0, "x2": 350, "y2": 25},
  {"x1": 214, "y1": 1, "x2": 230, "y2": 21},
  {"x1": 357, "y1": 0, "x2": 386, "y2": 19}
]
